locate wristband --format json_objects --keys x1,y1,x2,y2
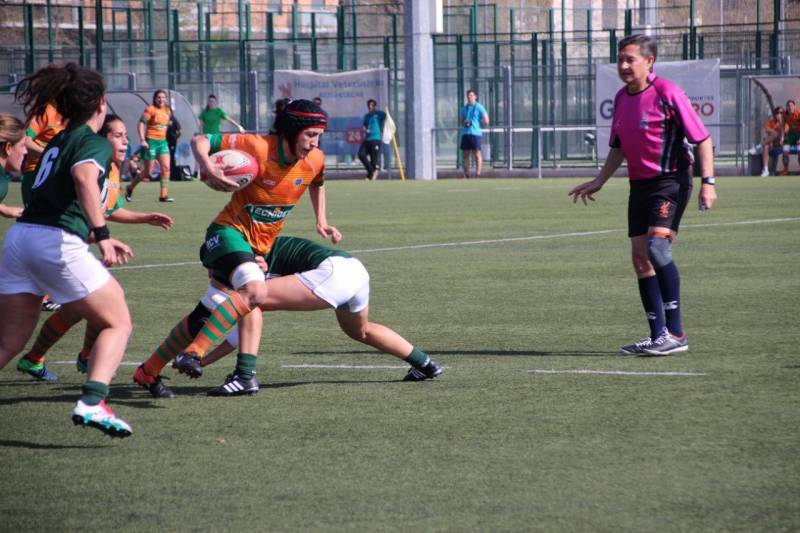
[
  {"x1": 92, "y1": 225, "x2": 111, "y2": 242},
  {"x1": 701, "y1": 176, "x2": 716, "y2": 185}
]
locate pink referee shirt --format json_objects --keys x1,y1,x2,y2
[{"x1": 610, "y1": 73, "x2": 709, "y2": 180}]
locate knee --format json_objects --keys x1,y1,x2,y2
[
  {"x1": 241, "y1": 281, "x2": 268, "y2": 308},
  {"x1": 647, "y1": 236, "x2": 674, "y2": 268},
  {"x1": 631, "y1": 250, "x2": 651, "y2": 275},
  {"x1": 343, "y1": 325, "x2": 368, "y2": 343}
]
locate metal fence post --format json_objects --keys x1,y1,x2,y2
[
  {"x1": 248, "y1": 71, "x2": 259, "y2": 132},
  {"x1": 531, "y1": 32, "x2": 539, "y2": 168},
  {"x1": 95, "y1": 0, "x2": 104, "y2": 72},
  {"x1": 502, "y1": 65, "x2": 513, "y2": 170},
  {"x1": 128, "y1": 72, "x2": 137, "y2": 91}
]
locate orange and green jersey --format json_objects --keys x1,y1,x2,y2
[
  {"x1": 141, "y1": 105, "x2": 171, "y2": 140},
  {"x1": 105, "y1": 162, "x2": 124, "y2": 216},
  {"x1": 784, "y1": 110, "x2": 800, "y2": 133},
  {"x1": 23, "y1": 103, "x2": 65, "y2": 173},
  {"x1": 207, "y1": 133, "x2": 325, "y2": 256},
  {"x1": 765, "y1": 118, "x2": 781, "y2": 133}
]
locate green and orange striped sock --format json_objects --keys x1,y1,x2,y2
[
  {"x1": 185, "y1": 292, "x2": 251, "y2": 359},
  {"x1": 159, "y1": 178, "x2": 169, "y2": 199},
  {"x1": 142, "y1": 316, "x2": 194, "y2": 377},
  {"x1": 77, "y1": 323, "x2": 101, "y2": 364},
  {"x1": 24, "y1": 310, "x2": 80, "y2": 364}
]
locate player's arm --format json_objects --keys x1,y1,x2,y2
[
  {"x1": 137, "y1": 119, "x2": 148, "y2": 147},
  {"x1": 190, "y1": 134, "x2": 239, "y2": 192},
  {"x1": 308, "y1": 184, "x2": 342, "y2": 244},
  {"x1": 695, "y1": 137, "x2": 717, "y2": 211},
  {"x1": 107, "y1": 208, "x2": 173, "y2": 229},
  {"x1": 568, "y1": 147, "x2": 624, "y2": 205},
  {"x1": 481, "y1": 106, "x2": 490, "y2": 127},
  {"x1": 0, "y1": 203, "x2": 23, "y2": 219},
  {"x1": 225, "y1": 116, "x2": 246, "y2": 134},
  {"x1": 73, "y1": 162, "x2": 133, "y2": 265}
]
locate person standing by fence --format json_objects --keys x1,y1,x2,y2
[
  {"x1": 459, "y1": 89, "x2": 489, "y2": 178},
  {"x1": 358, "y1": 99, "x2": 386, "y2": 180},
  {"x1": 199, "y1": 94, "x2": 245, "y2": 135}
]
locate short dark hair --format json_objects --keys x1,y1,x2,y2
[
  {"x1": 208, "y1": 94, "x2": 217, "y2": 100},
  {"x1": 367, "y1": 99, "x2": 377, "y2": 107},
  {"x1": 467, "y1": 89, "x2": 477, "y2": 97},
  {"x1": 99, "y1": 114, "x2": 124, "y2": 137},
  {"x1": 617, "y1": 34, "x2": 658, "y2": 61},
  {"x1": 787, "y1": 100, "x2": 797, "y2": 107}
]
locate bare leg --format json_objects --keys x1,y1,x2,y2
[
  {"x1": 157, "y1": 152, "x2": 171, "y2": 199},
  {"x1": 462, "y1": 151, "x2": 470, "y2": 178},
  {"x1": 0, "y1": 293, "x2": 43, "y2": 368},
  {"x1": 475, "y1": 148, "x2": 483, "y2": 177},
  {"x1": 63, "y1": 277, "x2": 131, "y2": 384},
  {"x1": 335, "y1": 307, "x2": 414, "y2": 359}
]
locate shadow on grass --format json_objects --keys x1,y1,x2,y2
[
  {"x1": 291, "y1": 349, "x2": 609, "y2": 357},
  {"x1": 0, "y1": 389, "x2": 165, "y2": 410},
  {"x1": 0, "y1": 439, "x2": 110, "y2": 450}
]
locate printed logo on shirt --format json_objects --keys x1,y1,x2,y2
[
  {"x1": 294, "y1": 178, "x2": 303, "y2": 186},
  {"x1": 246, "y1": 204, "x2": 295, "y2": 224},
  {"x1": 205, "y1": 234, "x2": 221, "y2": 251}
]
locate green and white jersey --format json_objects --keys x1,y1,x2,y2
[
  {"x1": 0, "y1": 166, "x2": 10, "y2": 204},
  {"x1": 264, "y1": 236, "x2": 351, "y2": 276},
  {"x1": 19, "y1": 124, "x2": 112, "y2": 241}
]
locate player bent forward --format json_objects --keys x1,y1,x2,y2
[{"x1": 133, "y1": 236, "x2": 444, "y2": 397}]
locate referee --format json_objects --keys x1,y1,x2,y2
[{"x1": 569, "y1": 34, "x2": 717, "y2": 356}]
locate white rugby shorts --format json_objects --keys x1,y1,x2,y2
[
  {"x1": 0, "y1": 222, "x2": 110, "y2": 304},
  {"x1": 296, "y1": 256, "x2": 370, "y2": 313}
]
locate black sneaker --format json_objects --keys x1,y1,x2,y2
[
  {"x1": 207, "y1": 373, "x2": 259, "y2": 396},
  {"x1": 172, "y1": 352, "x2": 203, "y2": 378},
  {"x1": 133, "y1": 365, "x2": 176, "y2": 398},
  {"x1": 159, "y1": 196, "x2": 175, "y2": 203},
  {"x1": 124, "y1": 186, "x2": 134, "y2": 202},
  {"x1": 41, "y1": 299, "x2": 61, "y2": 312},
  {"x1": 403, "y1": 359, "x2": 444, "y2": 381}
]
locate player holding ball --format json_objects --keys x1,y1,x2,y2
[{"x1": 133, "y1": 99, "x2": 341, "y2": 394}]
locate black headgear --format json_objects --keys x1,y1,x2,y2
[{"x1": 273, "y1": 99, "x2": 328, "y2": 155}]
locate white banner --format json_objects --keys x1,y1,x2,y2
[
  {"x1": 595, "y1": 59, "x2": 720, "y2": 159},
  {"x1": 273, "y1": 69, "x2": 390, "y2": 156}
]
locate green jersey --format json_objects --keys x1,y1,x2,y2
[
  {"x1": 265, "y1": 236, "x2": 351, "y2": 277},
  {"x1": 19, "y1": 124, "x2": 112, "y2": 241},
  {"x1": 200, "y1": 107, "x2": 228, "y2": 134},
  {"x1": 0, "y1": 166, "x2": 9, "y2": 204}
]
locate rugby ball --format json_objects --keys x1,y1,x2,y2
[{"x1": 210, "y1": 149, "x2": 258, "y2": 190}]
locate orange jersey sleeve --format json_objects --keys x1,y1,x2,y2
[
  {"x1": 23, "y1": 103, "x2": 65, "y2": 173},
  {"x1": 211, "y1": 134, "x2": 326, "y2": 255},
  {"x1": 141, "y1": 105, "x2": 170, "y2": 140},
  {"x1": 785, "y1": 111, "x2": 800, "y2": 133}
]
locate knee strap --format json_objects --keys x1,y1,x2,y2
[{"x1": 647, "y1": 236, "x2": 673, "y2": 268}]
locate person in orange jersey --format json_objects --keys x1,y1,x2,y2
[{"x1": 126, "y1": 89, "x2": 175, "y2": 202}]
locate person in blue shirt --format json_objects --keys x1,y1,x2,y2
[
  {"x1": 459, "y1": 89, "x2": 489, "y2": 178},
  {"x1": 358, "y1": 99, "x2": 386, "y2": 180}
]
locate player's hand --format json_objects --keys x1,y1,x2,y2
[
  {"x1": 97, "y1": 238, "x2": 134, "y2": 266},
  {"x1": 199, "y1": 159, "x2": 240, "y2": 192},
  {"x1": 568, "y1": 178, "x2": 604, "y2": 205},
  {"x1": 317, "y1": 223, "x2": 342, "y2": 244},
  {"x1": 699, "y1": 184, "x2": 717, "y2": 211},
  {"x1": 254, "y1": 255, "x2": 268, "y2": 272},
  {"x1": 140, "y1": 140, "x2": 149, "y2": 149},
  {"x1": 5, "y1": 206, "x2": 24, "y2": 218},
  {"x1": 147, "y1": 212, "x2": 174, "y2": 229}
]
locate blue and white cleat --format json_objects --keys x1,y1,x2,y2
[
  {"x1": 71, "y1": 400, "x2": 132, "y2": 438},
  {"x1": 642, "y1": 332, "x2": 688, "y2": 356}
]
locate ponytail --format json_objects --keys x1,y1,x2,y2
[{"x1": 15, "y1": 63, "x2": 105, "y2": 125}]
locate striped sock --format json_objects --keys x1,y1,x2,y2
[
  {"x1": 185, "y1": 292, "x2": 251, "y2": 359},
  {"x1": 142, "y1": 316, "x2": 194, "y2": 377},
  {"x1": 24, "y1": 310, "x2": 80, "y2": 364},
  {"x1": 159, "y1": 177, "x2": 169, "y2": 198},
  {"x1": 78, "y1": 323, "x2": 101, "y2": 362}
]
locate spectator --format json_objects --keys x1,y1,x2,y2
[
  {"x1": 781, "y1": 100, "x2": 800, "y2": 175},
  {"x1": 459, "y1": 89, "x2": 489, "y2": 178},
  {"x1": 199, "y1": 94, "x2": 245, "y2": 135},
  {"x1": 761, "y1": 106, "x2": 784, "y2": 177},
  {"x1": 358, "y1": 99, "x2": 386, "y2": 180}
]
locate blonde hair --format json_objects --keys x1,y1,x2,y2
[{"x1": 0, "y1": 114, "x2": 25, "y2": 152}]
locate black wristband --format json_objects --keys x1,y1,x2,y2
[
  {"x1": 701, "y1": 176, "x2": 716, "y2": 185},
  {"x1": 92, "y1": 225, "x2": 111, "y2": 242}
]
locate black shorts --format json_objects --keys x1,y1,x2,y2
[
  {"x1": 460, "y1": 134, "x2": 482, "y2": 151},
  {"x1": 627, "y1": 172, "x2": 693, "y2": 237}
]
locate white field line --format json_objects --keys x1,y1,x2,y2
[
  {"x1": 528, "y1": 369, "x2": 706, "y2": 377},
  {"x1": 282, "y1": 364, "x2": 408, "y2": 370},
  {"x1": 109, "y1": 216, "x2": 800, "y2": 271}
]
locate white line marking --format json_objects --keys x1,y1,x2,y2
[
  {"x1": 109, "y1": 216, "x2": 800, "y2": 271},
  {"x1": 282, "y1": 364, "x2": 407, "y2": 370},
  {"x1": 528, "y1": 369, "x2": 706, "y2": 376}
]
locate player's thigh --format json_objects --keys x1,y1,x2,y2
[
  {"x1": 261, "y1": 275, "x2": 330, "y2": 311},
  {"x1": 64, "y1": 276, "x2": 131, "y2": 333},
  {"x1": 335, "y1": 307, "x2": 369, "y2": 339}
]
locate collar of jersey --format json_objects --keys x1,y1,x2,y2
[{"x1": 276, "y1": 139, "x2": 297, "y2": 167}]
